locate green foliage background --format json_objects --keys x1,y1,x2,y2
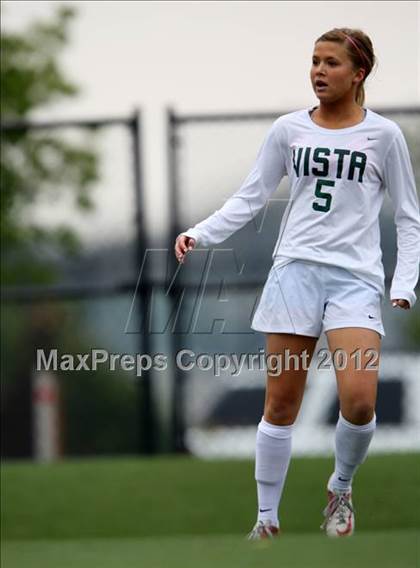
[
  {"x1": 1, "y1": 5, "x2": 138, "y2": 458},
  {"x1": 1, "y1": 5, "x2": 99, "y2": 286}
]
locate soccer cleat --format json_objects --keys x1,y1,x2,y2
[
  {"x1": 247, "y1": 519, "x2": 280, "y2": 540},
  {"x1": 320, "y1": 489, "x2": 355, "y2": 537}
]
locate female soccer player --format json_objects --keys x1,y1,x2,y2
[{"x1": 174, "y1": 27, "x2": 420, "y2": 538}]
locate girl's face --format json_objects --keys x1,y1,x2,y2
[{"x1": 310, "y1": 41, "x2": 365, "y2": 103}]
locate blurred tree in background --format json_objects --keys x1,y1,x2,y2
[
  {"x1": 1, "y1": 4, "x2": 99, "y2": 285},
  {"x1": 1, "y1": 5, "x2": 138, "y2": 458}
]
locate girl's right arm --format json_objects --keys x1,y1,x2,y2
[{"x1": 175, "y1": 120, "x2": 287, "y2": 263}]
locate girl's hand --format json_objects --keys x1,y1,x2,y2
[
  {"x1": 391, "y1": 299, "x2": 410, "y2": 310},
  {"x1": 174, "y1": 234, "x2": 196, "y2": 264}
]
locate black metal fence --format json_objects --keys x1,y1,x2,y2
[{"x1": 1, "y1": 110, "x2": 157, "y2": 456}]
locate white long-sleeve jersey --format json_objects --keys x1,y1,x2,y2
[{"x1": 182, "y1": 107, "x2": 420, "y2": 308}]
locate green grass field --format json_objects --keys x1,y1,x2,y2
[
  {"x1": 2, "y1": 454, "x2": 420, "y2": 567},
  {"x1": 3, "y1": 531, "x2": 418, "y2": 568}
]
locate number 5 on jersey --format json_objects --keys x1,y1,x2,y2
[{"x1": 313, "y1": 179, "x2": 335, "y2": 212}]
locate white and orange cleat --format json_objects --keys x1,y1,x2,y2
[
  {"x1": 320, "y1": 489, "x2": 355, "y2": 537},
  {"x1": 247, "y1": 520, "x2": 280, "y2": 540}
]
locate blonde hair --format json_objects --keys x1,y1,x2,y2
[{"x1": 315, "y1": 28, "x2": 377, "y2": 106}]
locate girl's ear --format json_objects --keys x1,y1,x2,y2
[{"x1": 353, "y1": 66, "x2": 366, "y2": 84}]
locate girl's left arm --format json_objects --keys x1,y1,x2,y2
[{"x1": 383, "y1": 128, "x2": 420, "y2": 309}]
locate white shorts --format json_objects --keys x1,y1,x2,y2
[{"x1": 251, "y1": 259, "x2": 385, "y2": 338}]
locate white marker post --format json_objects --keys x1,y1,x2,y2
[{"x1": 32, "y1": 371, "x2": 61, "y2": 462}]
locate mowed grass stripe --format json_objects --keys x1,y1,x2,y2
[
  {"x1": 2, "y1": 531, "x2": 419, "y2": 568},
  {"x1": 2, "y1": 454, "x2": 420, "y2": 540}
]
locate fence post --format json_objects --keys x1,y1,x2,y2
[
  {"x1": 167, "y1": 107, "x2": 188, "y2": 453},
  {"x1": 130, "y1": 108, "x2": 157, "y2": 454}
]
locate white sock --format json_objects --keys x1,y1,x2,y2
[
  {"x1": 328, "y1": 411, "x2": 376, "y2": 493},
  {"x1": 255, "y1": 417, "x2": 293, "y2": 527}
]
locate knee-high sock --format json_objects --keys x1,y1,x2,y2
[
  {"x1": 255, "y1": 417, "x2": 293, "y2": 527},
  {"x1": 328, "y1": 411, "x2": 376, "y2": 493}
]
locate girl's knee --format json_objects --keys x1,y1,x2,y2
[
  {"x1": 341, "y1": 401, "x2": 375, "y2": 425},
  {"x1": 264, "y1": 398, "x2": 298, "y2": 425}
]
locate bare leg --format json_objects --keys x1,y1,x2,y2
[
  {"x1": 326, "y1": 327, "x2": 381, "y2": 425},
  {"x1": 264, "y1": 332, "x2": 319, "y2": 425}
]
